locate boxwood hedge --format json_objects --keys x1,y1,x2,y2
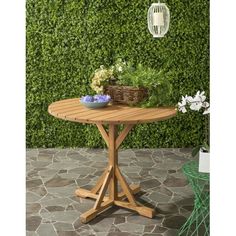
[{"x1": 26, "y1": 0, "x2": 209, "y2": 148}]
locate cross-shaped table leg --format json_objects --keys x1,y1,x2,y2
[{"x1": 75, "y1": 124, "x2": 156, "y2": 223}]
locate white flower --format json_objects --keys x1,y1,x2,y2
[
  {"x1": 178, "y1": 104, "x2": 187, "y2": 113},
  {"x1": 117, "y1": 66, "x2": 123, "y2": 72},
  {"x1": 190, "y1": 102, "x2": 202, "y2": 111},
  {"x1": 202, "y1": 101, "x2": 210, "y2": 108},
  {"x1": 203, "y1": 107, "x2": 210, "y2": 115},
  {"x1": 186, "y1": 96, "x2": 194, "y2": 103},
  {"x1": 178, "y1": 96, "x2": 188, "y2": 113},
  {"x1": 195, "y1": 91, "x2": 206, "y2": 102},
  {"x1": 188, "y1": 91, "x2": 206, "y2": 111},
  {"x1": 177, "y1": 91, "x2": 210, "y2": 114}
]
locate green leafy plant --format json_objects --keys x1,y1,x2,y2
[
  {"x1": 90, "y1": 60, "x2": 173, "y2": 107},
  {"x1": 116, "y1": 63, "x2": 173, "y2": 107}
]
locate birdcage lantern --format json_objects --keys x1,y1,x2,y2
[{"x1": 147, "y1": 1, "x2": 170, "y2": 38}]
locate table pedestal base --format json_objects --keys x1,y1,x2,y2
[
  {"x1": 75, "y1": 165, "x2": 155, "y2": 223},
  {"x1": 75, "y1": 124, "x2": 156, "y2": 223}
]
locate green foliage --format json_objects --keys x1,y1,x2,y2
[
  {"x1": 116, "y1": 64, "x2": 173, "y2": 107},
  {"x1": 26, "y1": 0, "x2": 209, "y2": 148}
]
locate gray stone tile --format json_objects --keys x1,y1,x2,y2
[
  {"x1": 149, "y1": 169, "x2": 167, "y2": 178},
  {"x1": 40, "y1": 197, "x2": 73, "y2": 207},
  {"x1": 37, "y1": 154, "x2": 54, "y2": 162},
  {"x1": 72, "y1": 202, "x2": 94, "y2": 213},
  {"x1": 57, "y1": 231, "x2": 79, "y2": 236},
  {"x1": 163, "y1": 229, "x2": 179, "y2": 236},
  {"x1": 167, "y1": 187, "x2": 193, "y2": 198},
  {"x1": 120, "y1": 166, "x2": 142, "y2": 173},
  {"x1": 140, "y1": 179, "x2": 161, "y2": 190},
  {"x1": 38, "y1": 149, "x2": 59, "y2": 155},
  {"x1": 47, "y1": 185, "x2": 77, "y2": 197},
  {"x1": 48, "y1": 161, "x2": 80, "y2": 170},
  {"x1": 90, "y1": 161, "x2": 108, "y2": 168},
  {"x1": 150, "y1": 186, "x2": 173, "y2": 197},
  {"x1": 107, "y1": 233, "x2": 137, "y2": 236},
  {"x1": 114, "y1": 216, "x2": 126, "y2": 225},
  {"x1": 59, "y1": 173, "x2": 80, "y2": 180},
  {"x1": 26, "y1": 231, "x2": 39, "y2": 236},
  {"x1": 27, "y1": 179, "x2": 43, "y2": 188},
  {"x1": 179, "y1": 148, "x2": 192, "y2": 154},
  {"x1": 40, "y1": 210, "x2": 80, "y2": 223},
  {"x1": 144, "y1": 225, "x2": 155, "y2": 233},
  {"x1": 76, "y1": 178, "x2": 91, "y2": 186},
  {"x1": 163, "y1": 176, "x2": 188, "y2": 187},
  {"x1": 96, "y1": 233, "x2": 109, "y2": 236},
  {"x1": 156, "y1": 203, "x2": 179, "y2": 215},
  {"x1": 29, "y1": 186, "x2": 47, "y2": 197},
  {"x1": 127, "y1": 215, "x2": 161, "y2": 225},
  {"x1": 36, "y1": 223, "x2": 57, "y2": 236},
  {"x1": 68, "y1": 166, "x2": 96, "y2": 175},
  {"x1": 143, "y1": 234, "x2": 162, "y2": 236},
  {"x1": 27, "y1": 192, "x2": 43, "y2": 203},
  {"x1": 153, "y1": 225, "x2": 168, "y2": 233},
  {"x1": 26, "y1": 216, "x2": 42, "y2": 231},
  {"x1": 27, "y1": 203, "x2": 41, "y2": 215},
  {"x1": 135, "y1": 162, "x2": 155, "y2": 168},
  {"x1": 116, "y1": 222, "x2": 144, "y2": 233},
  {"x1": 162, "y1": 215, "x2": 186, "y2": 229},
  {"x1": 89, "y1": 217, "x2": 114, "y2": 232},
  {"x1": 26, "y1": 148, "x2": 194, "y2": 236},
  {"x1": 149, "y1": 192, "x2": 172, "y2": 203},
  {"x1": 45, "y1": 206, "x2": 65, "y2": 212},
  {"x1": 38, "y1": 169, "x2": 58, "y2": 177},
  {"x1": 31, "y1": 161, "x2": 51, "y2": 168},
  {"x1": 45, "y1": 175, "x2": 75, "y2": 187},
  {"x1": 54, "y1": 222, "x2": 74, "y2": 231}
]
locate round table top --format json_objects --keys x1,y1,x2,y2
[{"x1": 48, "y1": 98, "x2": 177, "y2": 125}]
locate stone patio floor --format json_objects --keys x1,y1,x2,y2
[{"x1": 26, "y1": 148, "x2": 194, "y2": 236}]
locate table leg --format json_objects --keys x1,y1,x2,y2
[{"x1": 75, "y1": 123, "x2": 155, "y2": 223}]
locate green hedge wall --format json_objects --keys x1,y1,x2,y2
[{"x1": 26, "y1": 0, "x2": 209, "y2": 148}]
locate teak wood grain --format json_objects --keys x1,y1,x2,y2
[
  {"x1": 48, "y1": 98, "x2": 177, "y2": 223},
  {"x1": 48, "y1": 98, "x2": 176, "y2": 124}
]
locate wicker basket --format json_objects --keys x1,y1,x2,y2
[{"x1": 104, "y1": 85, "x2": 148, "y2": 105}]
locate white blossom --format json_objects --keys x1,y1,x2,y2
[
  {"x1": 203, "y1": 107, "x2": 210, "y2": 115},
  {"x1": 202, "y1": 101, "x2": 210, "y2": 108},
  {"x1": 117, "y1": 66, "x2": 123, "y2": 72},
  {"x1": 178, "y1": 104, "x2": 187, "y2": 113},
  {"x1": 177, "y1": 91, "x2": 210, "y2": 114}
]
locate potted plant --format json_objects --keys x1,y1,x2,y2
[
  {"x1": 178, "y1": 91, "x2": 210, "y2": 173},
  {"x1": 90, "y1": 58, "x2": 173, "y2": 107},
  {"x1": 115, "y1": 63, "x2": 173, "y2": 107}
]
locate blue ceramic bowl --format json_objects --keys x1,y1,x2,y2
[{"x1": 80, "y1": 100, "x2": 110, "y2": 109}]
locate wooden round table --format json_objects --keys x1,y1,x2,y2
[{"x1": 48, "y1": 98, "x2": 177, "y2": 223}]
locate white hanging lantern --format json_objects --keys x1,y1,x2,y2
[{"x1": 147, "y1": 1, "x2": 170, "y2": 38}]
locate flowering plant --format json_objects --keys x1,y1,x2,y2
[
  {"x1": 111, "y1": 58, "x2": 129, "y2": 78},
  {"x1": 90, "y1": 58, "x2": 173, "y2": 107},
  {"x1": 90, "y1": 58, "x2": 128, "y2": 94},
  {"x1": 90, "y1": 66, "x2": 113, "y2": 94},
  {"x1": 178, "y1": 91, "x2": 210, "y2": 156}
]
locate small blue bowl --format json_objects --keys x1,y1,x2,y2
[{"x1": 80, "y1": 100, "x2": 110, "y2": 109}]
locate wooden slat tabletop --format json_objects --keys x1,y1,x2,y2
[{"x1": 48, "y1": 98, "x2": 177, "y2": 124}]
